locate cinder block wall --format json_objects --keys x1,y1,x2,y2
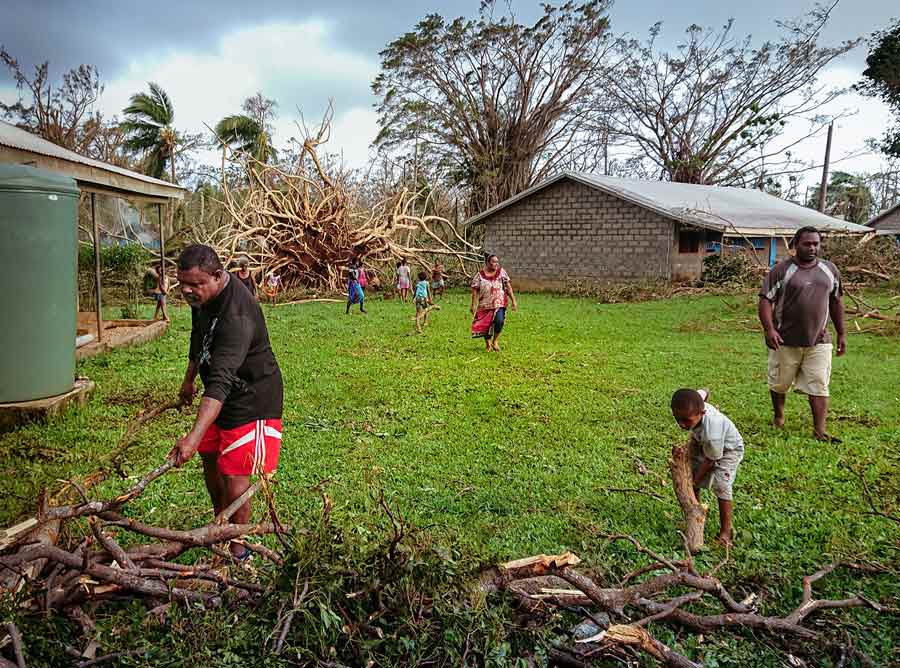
[
  {"x1": 870, "y1": 207, "x2": 900, "y2": 233},
  {"x1": 481, "y1": 179, "x2": 680, "y2": 289}
]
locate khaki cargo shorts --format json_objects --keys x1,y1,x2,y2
[
  {"x1": 692, "y1": 450, "x2": 742, "y2": 501},
  {"x1": 767, "y1": 344, "x2": 833, "y2": 397}
]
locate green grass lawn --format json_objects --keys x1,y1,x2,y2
[{"x1": 2, "y1": 290, "x2": 898, "y2": 665}]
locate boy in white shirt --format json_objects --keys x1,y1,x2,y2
[{"x1": 671, "y1": 388, "x2": 744, "y2": 545}]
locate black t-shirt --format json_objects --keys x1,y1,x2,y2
[
  {"x1": 231, "y1": 270, "x2": 257, "y2": 296},
  {"x1": 189, "y1": 275, "x2": 283, "y2": 428}
]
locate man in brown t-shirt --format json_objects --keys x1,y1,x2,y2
[{"x1": 758, "y1": 226, "x2": 846, "y2": 441}]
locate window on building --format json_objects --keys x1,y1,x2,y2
[
  {"x1": 750, "y1": 237, "x2": 766, "y2": 250},
  {"x1": 678, "y1": 230, "x2": 701, "y2": 253}
]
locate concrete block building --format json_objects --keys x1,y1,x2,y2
[
  {"x1": 866, "y1": 201, "x2": 900, "y2": 239},
  {"x1": 465, "y1": 172, "x2": 871, "y2": 289}
]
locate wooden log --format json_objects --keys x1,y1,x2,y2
[{"x1": 669, "y1": 441, "x2": 707, "y2": 554}]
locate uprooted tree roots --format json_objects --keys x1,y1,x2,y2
[{"x1": 203, "y1": 109, "x2": 482, "y2": 292}]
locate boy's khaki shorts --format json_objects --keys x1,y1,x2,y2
[
  {"x1": 692, "y1": 450, "x2": 742, "y2": 501},
  {"x1": 767, "y1": 344, "x2": 832, "y2": 397}
]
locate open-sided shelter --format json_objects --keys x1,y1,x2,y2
[{"x1": 0, "y1": 120, "x2": 186, "y2": 344}]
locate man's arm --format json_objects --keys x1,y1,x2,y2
[
  {"x1": 830, "y1": 294, "x2": 846, "y2": 356},
  {"x1": 180, "y1": 360, "x2": 199, "y2": 404},
  {"x1": 757, "y1": 298, "x2": 783, "y2": 350},
  {"x1": 173, "y1": 317, "x2": 253, "y2": 466},
  {"x1": 172, "y1": 396, "x2": 223, "y2": 466}
]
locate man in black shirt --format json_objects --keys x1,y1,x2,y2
[{"x1": 170, "y1": 244, "x2": 283, "y2": 559}]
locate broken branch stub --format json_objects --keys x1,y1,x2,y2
[{"x1": 670, "y1": 441, "x2": 707, "y2": 554}]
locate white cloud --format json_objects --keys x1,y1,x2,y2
[
  {"x1": 768, "y1": 65, "x2": 894, "y2": 185},
  {"x1": 97, "y1": 19, "x2": 380, "y2": 168}
]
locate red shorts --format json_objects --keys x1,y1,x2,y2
[{"x1": 197, "y1": 419, "x2": 282, "y2": 476}]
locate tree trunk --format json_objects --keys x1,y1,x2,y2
[{"x1": 670, "y1": 441, "x2": 707, "y2": 554}]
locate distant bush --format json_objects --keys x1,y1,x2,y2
[
  {"x1": 77, "y1": 243, "x2": 154, "y2": 313},
  {"x1": 701, "y1": 251, "x2": 760, "y2": 286}
]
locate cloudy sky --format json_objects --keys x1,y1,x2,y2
[{"x1": 1, "y1": 0, "x2": 897, "y2": 186}]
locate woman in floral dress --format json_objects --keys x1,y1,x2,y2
[{"x1": 470, "y1": 254, "x2": 518, "y2": 351}]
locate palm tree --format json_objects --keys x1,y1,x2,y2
[
  {"x1": 121, "y1": 83, "x2": 179, "y2": 182},
  {"x1": 214, "y1": 114, "x2": 276, "y2": 164}
]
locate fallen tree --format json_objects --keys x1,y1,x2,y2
[{"x1": 202, "y1": 109, "x2": 482, "y2": 293}]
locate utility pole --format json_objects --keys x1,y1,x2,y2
[{"x1": 817, "y1": 122, "x2": 833, "y2": 213}]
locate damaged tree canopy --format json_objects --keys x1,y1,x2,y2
[{"x1": 204, "y1": 109, "x2": 482, "y2": 293}]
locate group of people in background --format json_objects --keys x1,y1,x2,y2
[{"x1": 151, "y1": 249, "x2": 521, "y2": 346}]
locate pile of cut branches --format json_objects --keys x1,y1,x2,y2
[
  {"x1": 484, "y1": 543, "x2": 889, "y2": 668},
  {"x1": 0, "y1": 402, "x2": 286, "y2": 664},
  {"x1": 824, "y1": 235, "x2": 900, "y2": 285},
  {"x1": 204, "y1": 110, "x2": 482, "y2": 292}
]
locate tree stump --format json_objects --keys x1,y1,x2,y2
[{"x1": 670, "y1": 441, "x2": 707, "y2": 554}]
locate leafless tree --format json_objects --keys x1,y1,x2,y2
[
  {"x1": 373, "y1": 0, "x2": 619, "y2": 215},
  {"x1": 1, "y1": 49, "x2": 101, "y2": 153},
  {"x1": 602, "y1": 4, "x2": 860, "y2": 186},
  {"x1": 0, "y1": 48, "x2": 137, "y2": 167}
]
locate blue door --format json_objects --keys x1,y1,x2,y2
[{"x1": 768, "y1": 238, "x2": 777, "y2": 267}]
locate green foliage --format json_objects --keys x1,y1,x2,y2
[
  {"x1": 121, "y1": 82, "x2": 178, "y2": 179},
  {"x1": 858, "y1": 19, "x2": 900, "y2": 158},
  {"x1": 77, "y1": 242, "x2": 152, "y2": 274},
  {"x1": 215, "y1": 114, "x2": 276, "y2": 164},
  {"x1": 806, "y1": 171, "x2": 875, "y2": 223},
  {"x1": 701, "y1": 251, "x2": 757, "y2": 286},
  {"x1": 77, "y1": 243, "x2": 153, "y2": 313}
]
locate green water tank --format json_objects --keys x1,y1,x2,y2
[{"x1": 0, "y1": 165, "x2": 80, "y2": 402}]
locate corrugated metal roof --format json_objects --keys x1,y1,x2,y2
[
  {"x1": 866, "y1": 201, "x2": 900, "y2": 232},
  {"x1": 466, "y1": 171, "x2": 872, "y2": 235},
  {"x1": 0, "y1": 120, "x2": 186, "y2": 200}
]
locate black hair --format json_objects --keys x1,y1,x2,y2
[
  {"x1": 791, "y1": 226, "x2": 820, "y2": 248},
  {"x1": 418, "y1": 270, "x2": 427, "y2": 281},
  {"x1": 485, "y1": 253, "x2": 499, "y2": 264},
  {"x1": 178, "y1": 244, "x2": 224, "y2": 275},
  {"x1": 671, "y1": 388, "x2": 704, "y2": 414}
]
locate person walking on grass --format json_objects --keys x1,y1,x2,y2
[
  {"x1": 346, "y1": 258, "x2": 367, "y2": 314},
  {"x1": 151, "y1": 260, "x2": 169, "y2": 322},
  {"x1": 358, "y1": 259, "x2": 368, "y2": 293},
  {"x1": 396, "y1": 258, "x2": 411, "y2": 303},
  {"x1": 470, "y1": 253, "x2": 517, "y2": 352},
  {"x1": 758, "y1": 226, "x2": 846, "y2": 442},
  {"x1": 671, "y1": 388, "x2": 743, "y2": 546},
  {"x1": 414, "y1": 270, "x2": 433, "y2": 334},
  {"x1": 264, "y1": 270, "x2": 281, "y2": 306},
  {"x1": 431, "y1": 262, "x2": 445, "y2": 300},
  {"x1": 231, "y1": 256, "x2": 257, "y2": 299},
  {"x1": 171, "y1": 244, "x2": 284, "y2": 561}
]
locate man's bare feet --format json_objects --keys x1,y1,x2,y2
[
  {"x1": 773, "y1": 417, "x2": 785, "y2": 428},
  {"x1": 714, "y1": 533, "x2": 733, "y2": 547},
  {"x1": 814, "y1": 432, "x2": 842, "y2": 443}
]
